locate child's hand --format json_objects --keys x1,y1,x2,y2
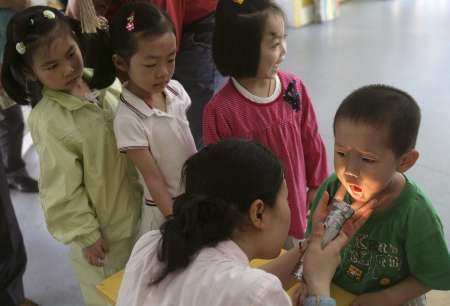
[
  {"x1": 83, "y1": 238, "x2": 109, "y2": 267},
  {"x1": 351, "y1": 292, "x2": 394, "y2": 306}
]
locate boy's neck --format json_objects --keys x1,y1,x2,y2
[
  {"x1": 235, "y1": 77, "x2": 276, "y2": 98},
  {"x1": 372, "y1": 172, "x2": 406, "y2": 213}
]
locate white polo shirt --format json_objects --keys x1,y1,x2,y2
[{"x1": 113, "y1": 80, "x2": 197, "y2": 203}]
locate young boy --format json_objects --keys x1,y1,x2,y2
[{"x1": 308, "y1": 85, "x2": 450, "y2": 306}]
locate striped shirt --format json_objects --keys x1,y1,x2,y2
[{"x1": 203, "y1": 71, "x2": 328, "y2": 238}]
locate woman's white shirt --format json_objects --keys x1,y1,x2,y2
[{"x1": 116, "y1": 230, "x2": 292, "y2": 306}]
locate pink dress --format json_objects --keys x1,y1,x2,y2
[{"x1": 203, "y1": 71, "x2": 328, "y2": 238}]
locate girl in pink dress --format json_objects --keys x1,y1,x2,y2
[{"x1": 203, "y1": 0, "x2": 328, "y2": 241}]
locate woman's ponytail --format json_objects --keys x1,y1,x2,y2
[
  {"x1": 152, "y1": 139, "x2": 284, "y2": 284},
  {"x1": 153, "y1": 193, "x2": 241, "y2": 284}
]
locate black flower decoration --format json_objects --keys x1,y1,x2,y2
[{"x1": 283, "y1": 80, "x2": 300, "y2": 112}]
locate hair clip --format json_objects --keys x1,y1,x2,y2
[
  {"x1": 97, "y1": 16, "x2": 109, "y2": 31},
  {"x1": 126, "y1": 12, "x2": 135, "y2": 32},
  {"x1": 283, "y1": 80, "x2": 301, "y2": 112},
  {"x1": 43, "y1": 10, "x2": 56, "y2": 20},
  {"x1": 16, "y1": 42, "x2": 26, "y2": 55},
  {"x1": 232, "y1": 0, "x2": 245, "y2": 4}
]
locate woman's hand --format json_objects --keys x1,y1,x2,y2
[{"x1": 303, "y1": 190, "x2": 376, "y2": 296}]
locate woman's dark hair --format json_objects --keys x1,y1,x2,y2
[
  {"x1": 213, "y1": 0, "x2": 285, "y2": 78},
  {"x1": 90, "y1": 2, "x2": 175, "y2": 87},
  {"x1": 1, "y1": 6, "x2": 84, "y2": 106},
  {"x1": 153, "y1": 138, "x2": 284, "y2": 284}
]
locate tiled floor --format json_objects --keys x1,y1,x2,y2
[{"x1": 11, "y1": 0, "x2": 450, "y2": 305}]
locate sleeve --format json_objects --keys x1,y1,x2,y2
[
  {"x1": 113, "y1": 112, "x2": 149, "y2": 152},
  {"x1": 30, "y1": 121, "x2": 101, "y2": 248},
  {"x1": 298, "y1": 79, "x2": 329, "y2": 188},
  {"x1": 202, "y1": 99, "x2": 233, "y2": 145},
  {"x1": 170, "y1": 79, "x2": 192, "y2": 112},
  {"x1": 250, "y1": 273, "x2": 292, "y2": 306},
  {"x1": 304, "y1": 296, "x2": 336, "y2": 306},
  {"x1": 405, "y1": 196, "x2": 450, "y2": 290}
]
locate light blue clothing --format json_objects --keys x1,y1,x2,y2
[{"x1": 304, "y1": 296, "x2": 336, "y2": 306}]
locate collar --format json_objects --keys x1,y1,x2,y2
[
  {"x1": 120, "y1": 82, "x2": 178, "y2": 118},
  {"x1": 41, "y1": 69, "x2": 103, "y2": 111},
  {"x1": 231, "y1": 74, "x2": 281, "y2": 104},
  {"x1": 212, "y1": 240, "x2": 250, "y2": 265}
]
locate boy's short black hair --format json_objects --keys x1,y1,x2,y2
[
  {"x1": 333, "y1": 85, "x2": 421, "y2": 157},
  {"x1": 213, "y1": 0, "x2": 284, "y2": 78}
]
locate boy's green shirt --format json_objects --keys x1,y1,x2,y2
[{"x1": 307, "y1": 173, "x2": 450, "y2": 294}]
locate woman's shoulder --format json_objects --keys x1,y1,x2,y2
[
  {"x1": 129, "y1": 230, "x2": 162, "y2": 260},
  {"x1": 117, "y1": 231, "x2": 163, "y2": 306},
  {"x1": 194, "y1": 245, "x2": 290, "y2": 304},
  {"x1": 121, "y1": 231, "x2": 162, "y2": 281},
  {"x1": 229, "y1": 266, "x2": 290, "y2": 305}
]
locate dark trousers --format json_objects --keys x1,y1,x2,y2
[
  {"x1": 174, "y1": 13, "x2": 226, "y2": 149},
  {"x1": 0, "y1": 150, "x2": 27, "y2": 306},
  {"x1": 0, "y1": 104, "x2": 25, "y2": 175}
]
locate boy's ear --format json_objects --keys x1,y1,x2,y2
[
  {"x1": 397, "y1": 149, "x2": 419, "y2": 172},
  {"x1": 112, "y1": 54, "x2": 128, "y2": 73}
]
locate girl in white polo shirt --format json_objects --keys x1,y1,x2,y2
[{"x1": 104, "y1": 3, "x2": 197, "y2": 235}]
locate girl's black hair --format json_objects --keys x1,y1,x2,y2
[
  {"x1": 1, "y1": 6, "x2": 85, "y2": 106},
  {"x1": 213, "y1": 0, "x2": 285, "y2": 78},
  {"x1": 153, "y1": 138, "x2": 284, "y2": 284},
  {"x1": 90, "y1": 2, "x2": 175, "y2": 87}
]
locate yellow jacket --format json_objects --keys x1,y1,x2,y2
[{"x1": 29, "y1": 77, "x2": 142, "y2": 248}]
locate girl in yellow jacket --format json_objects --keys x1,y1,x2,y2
[{"x1": 1, "y1": 6, "x2": 142, "y2": 306}]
